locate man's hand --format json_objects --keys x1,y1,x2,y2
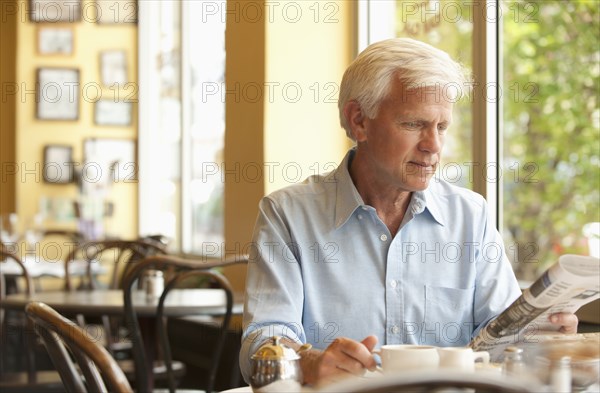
[
  {"x1": 299, "y1": 335, "x2": 378, "y2": 386},
  {"x1": 549, "y1": 312, "x2": 578, "y2": 334}
]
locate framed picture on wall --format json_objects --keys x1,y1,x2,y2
[
  {"x1": 94, "y1": 100, "x2": 132, "y2": 126},
  {"x1": 95, "y1": 0, "x2": 137, "y2": 24},
  {"x1": 36, "y1": 68, "x2": 80, "y2": 121},
  {"x1": 83, "y1": 138, "x2": 136, "y2": 182},
  {"x1": 30, "y1": 0, "x2": 82, "y2": 22},
  {"x1": 38, "y1": 27, "x2": 74, "y2": 55},
  {"x1": 43, "y1": 145, "x2": 73, "y2": 184},
  {"x1": 100, "y1": 50, "x2": 127, "y2": 86}
]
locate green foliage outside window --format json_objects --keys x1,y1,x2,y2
[{"x1": 503, "y1": 0, "x2": 600, "y2": 280}]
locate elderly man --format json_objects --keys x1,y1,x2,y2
[{"x1": 239, "y1": 38, "x2": 577, "y2": 386}]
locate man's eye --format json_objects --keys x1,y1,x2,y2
[
  {"x1": 405, "y1": 122, "x2": 420, "y2": 128},
  {"x1": 438, "y1": 124, "x2": 449, "y2": 133}
]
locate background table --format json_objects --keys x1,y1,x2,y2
[
  {"x1": 0, "y1": 288, "x2": 243, "y2": 316},
  {"x1": 0, "y1": 256, "x2": 105, "y2": 279}
]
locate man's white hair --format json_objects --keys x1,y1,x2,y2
[{"x1": 338, "y1": 38, "x2": 472, "y2": 140}]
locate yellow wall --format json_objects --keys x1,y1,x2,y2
[
  {"x1": 11, "y1": 0, "x2": 137, "y2": 239},
  {"x1": 3, "y1": 0, "x2": 356, "y2": 291},
  {"x1": 223, "y1": 1, "x2": 356, "y2": 290},
  {"x1": 264, "y1": 1, "x2": 355, "y2": 194}
]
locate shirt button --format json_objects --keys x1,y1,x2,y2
[
  {"x1": 357, "y1": 214, "x2": 363, "y2": 220},
  {"x1": 380, "y1": 234, "x2": 388, "y2": 242},
  {"x1": 390, "y1": 280, "x2": 397, "y2": 288},
  {"x1": 391, "y1": 325, "x2": 399, "y2": 334},
  {"x1": 361, "y1": 206, "x2": 368, "y2": 211}
]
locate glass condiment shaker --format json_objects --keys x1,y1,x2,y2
[
  {"x1": 143, "y1": 269, "x2": 164, "y2": 300},
  {"x1": 503, "y1": 346, "x2": 526, "y2": 377},
  {"x1": 550, "y1": 356, "x2": 572, "y2": 393}
]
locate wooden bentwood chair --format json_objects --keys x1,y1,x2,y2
[
  {"x1": 122, "y1": 254, "x2": 248, "y2": 393},
  {"x1": 63, "y1": 238, "x2": 167, "y2": 291},
  {"x1": 0, "y1": 248, "x2": 64, "y2": 392},
  {"x1": 25, "y1": 301, "x2": 133, "y2": 393},
  {"x1": 62, "y1": 239, "x2": 168, "y2": 358}
]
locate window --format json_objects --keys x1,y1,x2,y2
[
  {"x1": 139, "y1": 1, "x2": 226, "y2": 253},
  {"x1": 363, "y1": 0, "x2": 599, "y2": 279},
  {"x1": 501, "y1": 0, "x2": 599, "y2": 280}
]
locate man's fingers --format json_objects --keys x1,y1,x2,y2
[
  {"x1": 549, "y1": 312, "x2": 578, "y2": 334},
  {"x1": 360, "y1": 335, "x2": 378, "y2": 370},
  {"x1": 336, "y1": 337, "x2": 378, "y2": 372},
  {"x1": 361, "y1": 335, "x2": 378, "y2": 352}
]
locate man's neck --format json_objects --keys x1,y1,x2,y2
[{"x1": 349, "y1": 151, "x2": 413, "y2": 235}]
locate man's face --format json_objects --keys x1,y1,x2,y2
[{"x1": 356, "y1": 79, "x2": 453, "y2": 192}]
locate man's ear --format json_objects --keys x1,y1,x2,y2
[{"x1": 343, "y1": 100, "x2": 368, "y2": 142}]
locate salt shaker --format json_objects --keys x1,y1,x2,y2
[
  {"x1": 143, "y1": 270, "x2": 164, "y2": 300},
  {"x1": 503, "y1": 346, "x2": 526, "y2": 377}
]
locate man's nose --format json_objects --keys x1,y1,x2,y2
[{"x1": 419, "y1": 128, "x2": 443, "y2": 153}]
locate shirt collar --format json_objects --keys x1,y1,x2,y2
[
  {"x1": 415, "y1": 187, "x2": 445, "y2": 226},
  {"x1": 333, "y1": 149, "x2": 364, "y2": 229},
  {"x1": 332, "y1": 149, "x2": 446, "y2": 228}
]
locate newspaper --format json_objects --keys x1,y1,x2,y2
[{"x1": 470, "y1": 254, "x2": 600, "y2": 359}]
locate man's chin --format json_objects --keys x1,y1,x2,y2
[{"x1": 407, "y1": 176, "x2": 433, "y2": 192}]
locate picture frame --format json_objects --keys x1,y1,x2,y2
[
  {"x1": 30, "y1": 0, "x2": 82, "y2": 23},
  {"x1": 94, "y1": 100, "x2": 133, "y2": 126},
  {"x1": 36, "y1": 68, "x2": 80, "y2": 121},
  {"x1": 83, "y1": 138, "x2": 137, "y2": 182},
  {"x1": 38, "y1": 27, "x2": 74, "y2": 55},
  {"x1": 100, "y1": 50, "x2": 127, "y2": 86},
  {"x1": 95, "y1": 0, "x2": 137, "y2": 24},
  {"x1": 43, "y1": 145, "x2": 73, "y2": 184}
]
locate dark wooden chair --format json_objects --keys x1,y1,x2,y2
[
  {"x1": 122, "y1": 254, "x2": 247, "y2": 393},
  {"x1": 25, "y1": 301, "x2": 133, "y2": 393},
  {"x1": 62, "y1": 239, "x2": 168, "y2": 358},
  {"x1": 63, "y1": 238, "x2": 167, "y2": 291},
  {"x1": 22, "y1": 229, "x2": 85, "y2": 292},
  {"x1": 0, "y1": 248, "x2": 64, "y2": 392}
]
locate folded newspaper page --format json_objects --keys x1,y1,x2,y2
[{"x1": 470, "y1": 254, "x2": 600, "y2": 359}]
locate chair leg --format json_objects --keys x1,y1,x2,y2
[{"x1": 24, "y1": 319, "x2": 38, "y2": 383}]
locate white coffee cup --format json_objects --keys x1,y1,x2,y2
[
  {"x1": 437, "y1": 347, "x2": 490, "y2": 372},
  {"x1": 374, "y1": 345, "x2": 439, "y2": 374}
]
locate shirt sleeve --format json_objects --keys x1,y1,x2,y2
[
  {"x1": 239, "y1": 196, "x2": 307, "y2": 383},
  {"x1": 472, "y1": 198, "x2": 522, "y2": 337}
]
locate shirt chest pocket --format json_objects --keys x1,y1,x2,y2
[{"x1": 424, "y1": 285, "x2": 475, "y2": 345}]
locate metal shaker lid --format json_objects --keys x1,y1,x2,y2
[{"x1": 251, "y1": 336, "x2": 302, "y2": 361}]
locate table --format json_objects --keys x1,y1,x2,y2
[
  {"x1": 0, "y1": 256, "x2": 104, "y2": 279},
  {"x1": 0, "y1": 288, "x2": 244, "y2": 316}
]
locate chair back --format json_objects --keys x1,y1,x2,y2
[
  {"x1": 0, "y1": 248, "x2": 33, "y2": 297},
  {"x1": 63, "y1": 239, "x2": 167, "y2": 291},
  {"x1": 0, "y1": 248, "x2": 34, "y2": 378},
  {"x1": 25, "y1": 301, "x2": 133, "y2": 393},
  {"x1": 122, "y1": 254, "x2": 248, "y2": 393}
]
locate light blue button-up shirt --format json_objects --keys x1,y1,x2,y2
[{"x1": 240, "y1": 149, "x2": 521, "y2": 381}]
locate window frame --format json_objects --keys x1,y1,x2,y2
[{"x1": 138, "y1": 1, "x2": 226, "y2": 253}]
